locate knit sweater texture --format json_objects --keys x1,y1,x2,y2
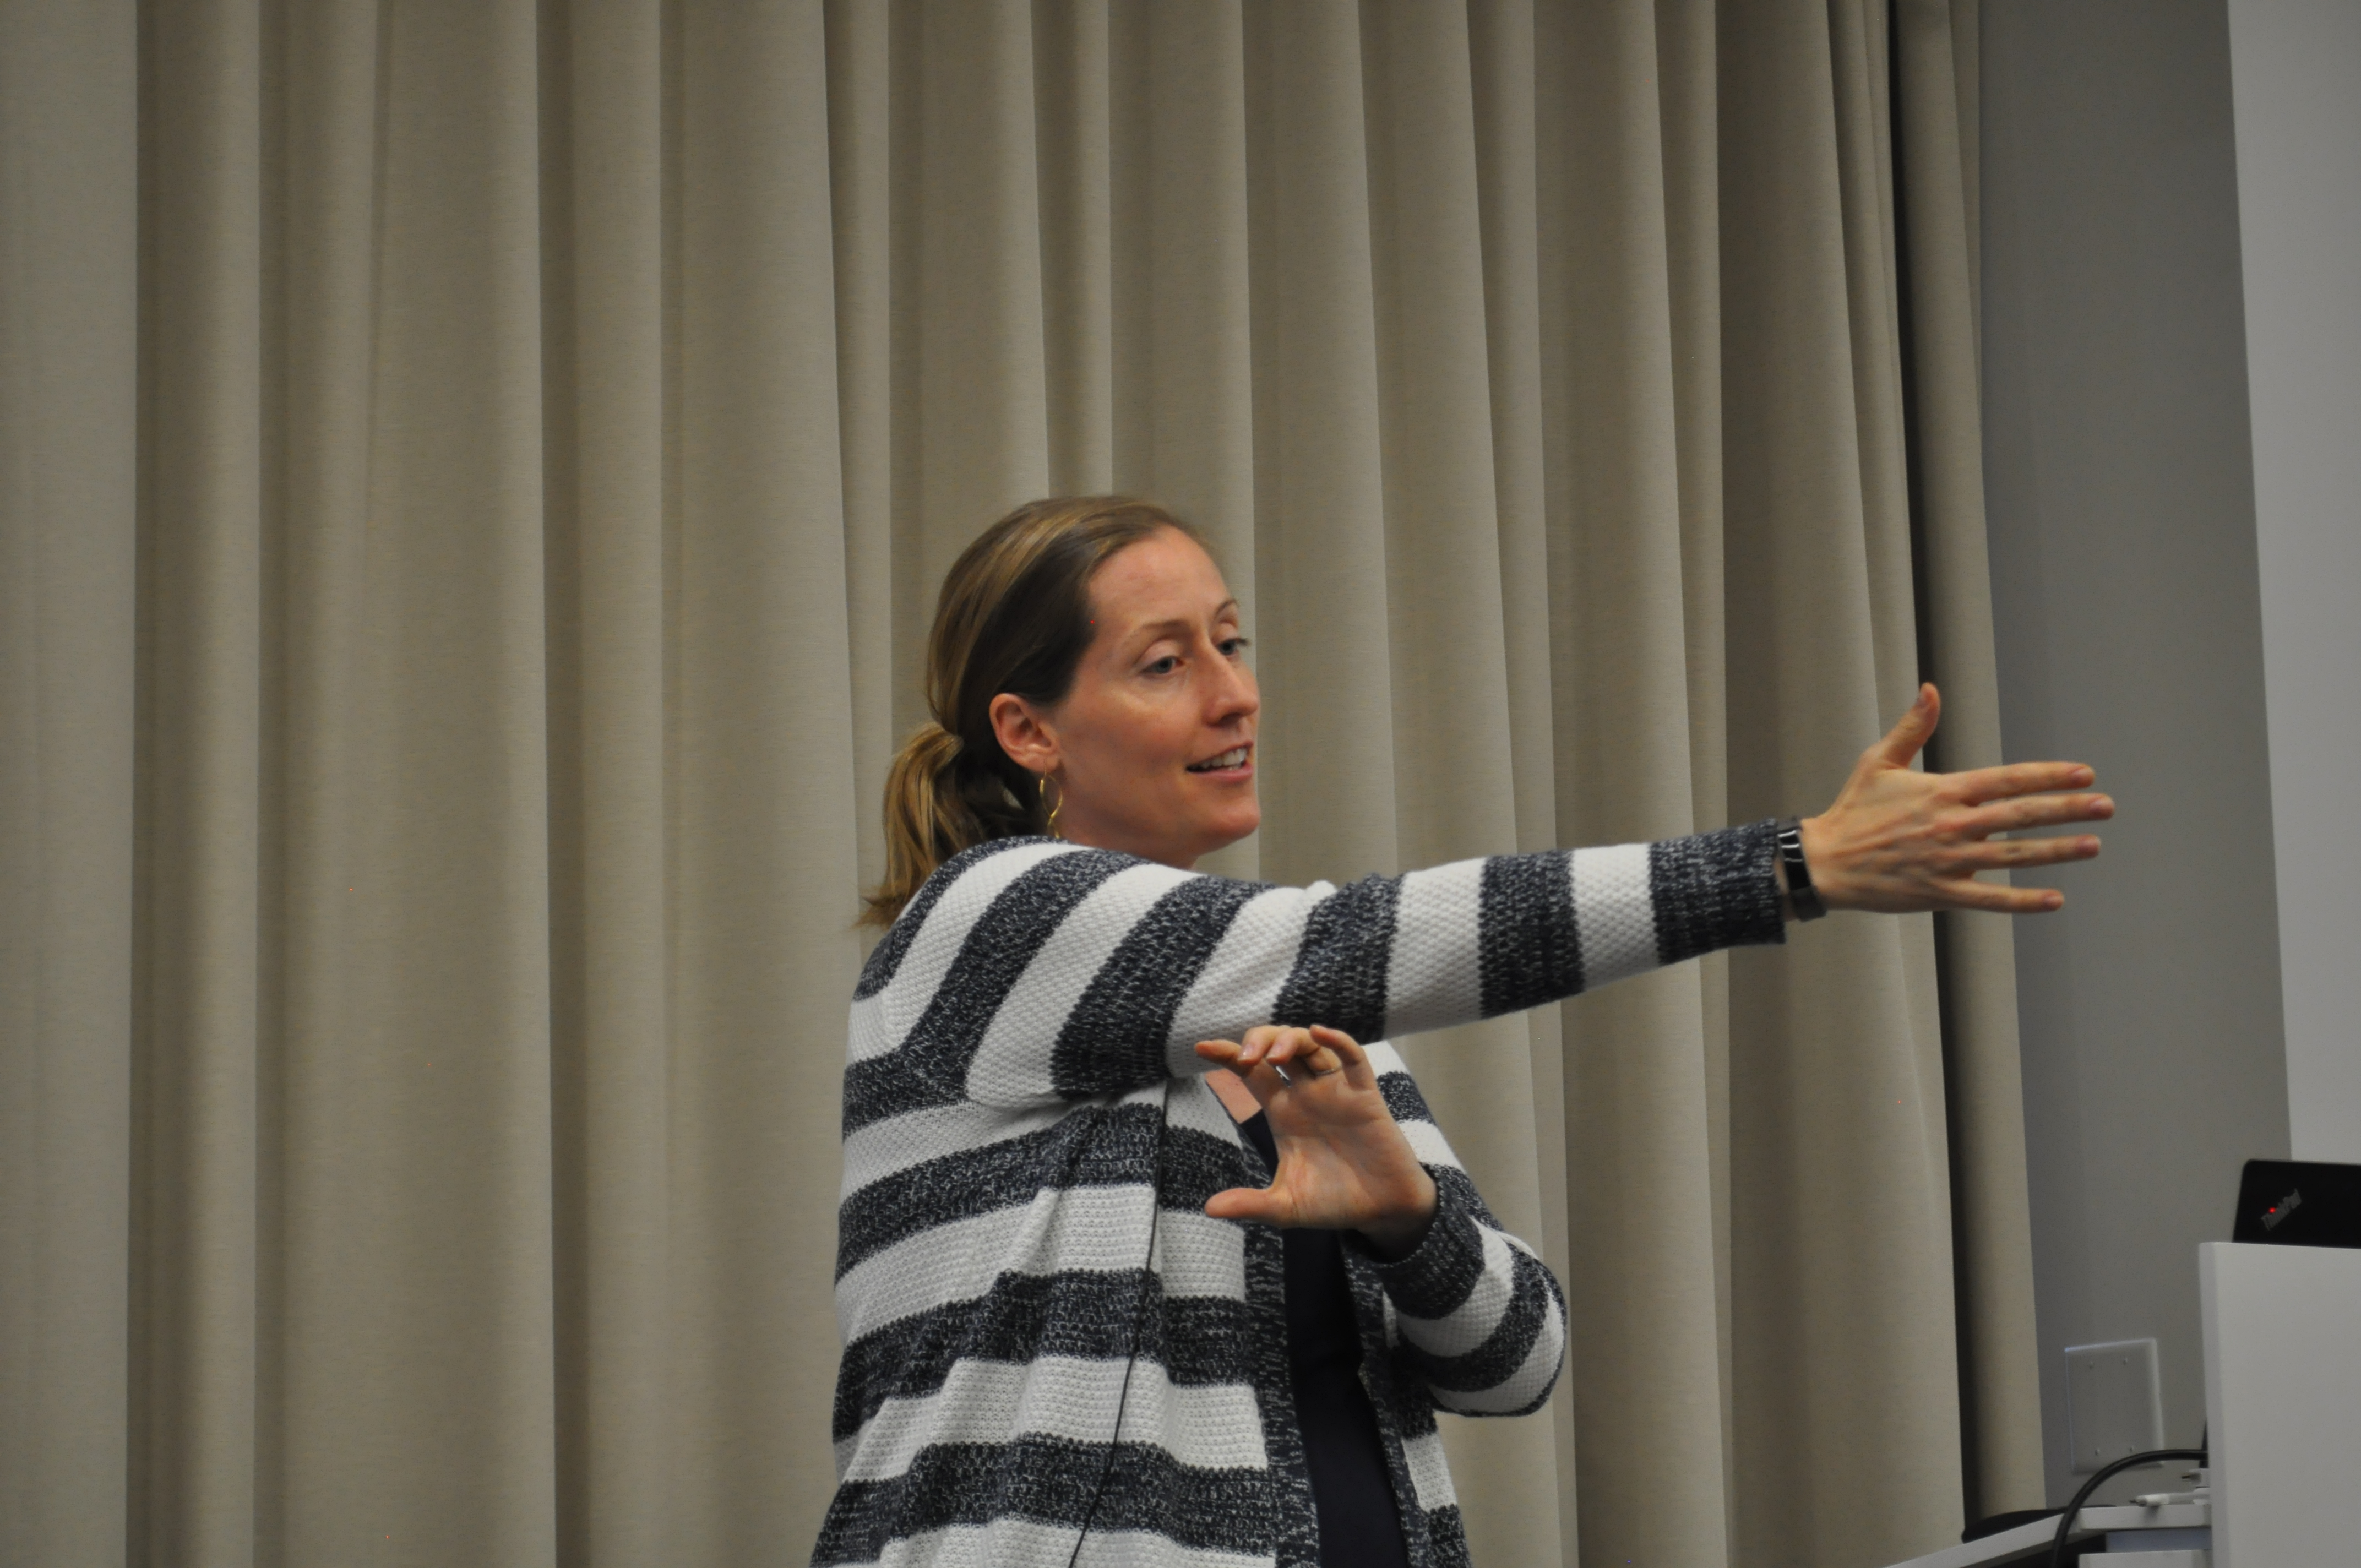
[{"x1": 818, "y1": 823, "x2": 1787, "y2": 1567}]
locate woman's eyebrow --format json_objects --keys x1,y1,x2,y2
[{"x1": 1128, "y1": 601, "x2": 1240, "y2": 643}]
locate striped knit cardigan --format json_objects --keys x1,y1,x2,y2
[{"x1": 819, "y1": 822, "x2": 1787, "y2": 1568}]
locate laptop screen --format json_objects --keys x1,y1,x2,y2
[{"x1": 2231, "y1": 1158, "x2": 2361, "y2": 1248}]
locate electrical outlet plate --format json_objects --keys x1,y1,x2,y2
[{"x1": 2064, "y1": 1337, "x2": 2164, "y2": 1474}]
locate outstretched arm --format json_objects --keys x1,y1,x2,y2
[
  {"x1": 847, "y1": 820, "x2": 1782, "y2": 1121},
  {"x1": 846, "y1": 684, "x2": 2109, "y2": 1121}
]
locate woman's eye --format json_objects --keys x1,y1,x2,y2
[
  {"x1": 1144, "y1": 656, "x2": 1180, "y2": 676},
  {"x1": 1219, "y1": 636, "x2": 1250, "y2": 658}
]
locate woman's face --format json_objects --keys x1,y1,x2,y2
[{"x1": 990, "y1": 528, "x2": 1260, "y2": 869}]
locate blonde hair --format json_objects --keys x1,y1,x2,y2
[{"x1": 864, "y1": 496, "x2": 1204, "y2": 927}]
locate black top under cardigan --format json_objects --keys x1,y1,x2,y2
[{"x1": 1239, "y1": 1109, "x2": 1414, "y2": 1568}]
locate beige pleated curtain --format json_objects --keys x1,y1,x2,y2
[{"x1": 1, "y1": 2, "x2": 2039, "y2": 1565}]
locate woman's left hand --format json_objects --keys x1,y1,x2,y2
[
  {"x1": 1193, "y1": 1025, "x2": 1438, "y2": 1260},
  {"x1": 1800, "y1": 683, "x2": 2113, "y2": 915}
]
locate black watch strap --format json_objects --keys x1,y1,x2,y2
[{"x1": 1777, "y1": 818, "x2": 1827, "y2": 921}]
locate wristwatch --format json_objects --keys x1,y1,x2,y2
[{"x1": 1777, "y1": 818, "x2": 1827, "y2": 921}]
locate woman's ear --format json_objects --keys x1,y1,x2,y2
[{"x1": 989, "y1": 693, "x2": 1059, "y2": 778}]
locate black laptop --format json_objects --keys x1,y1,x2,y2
[{"x1": 2232, "y1": 1158, "x2": 2361, "y2": 1248}]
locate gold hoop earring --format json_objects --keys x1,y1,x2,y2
[{"x1": 1038, "y1": 774, "x2": 1062, "y2": 839}]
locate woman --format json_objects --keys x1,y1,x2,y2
[{"x1": 817, "y1": 498, "x2": 2107, "y2": 1568}]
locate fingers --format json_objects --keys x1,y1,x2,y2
[
  {"x1": 1233, "y1": 1023, "x2": 1287, "y2": 1068},
  {"x1": 1198, "y1": 1025, "x2": 1368, "y2": 1108},
  {"x1": 1261, "y1": 1028, "x2": 1320, "y2": 1069},
  {"x1": 1872, "y1": 684, "x2": 1941, "y2": 767},
  {"x1": 1224, "y1": 1029, "x2": 1310, "y2": 1105},
  {"x1": 1934, "y1": 878, "x2": 2067, "y2": 914},
  {"x1": 1950, "y1": 834, "x2": 2102, "y2": 871},
  {"x1": 1305, "y1": 1025, "x2": 1374, "y2": 1086},
  {"x1": 1239, "y1": 1025, "x2": 1351, "y2": 1081},
  {"x1": 1947, "y1": 760, "x2": 2098, "y2": 805},
  {"x1": 1211, "y1": 1026, "x2": 1286, "y2": 1096},
  {"x1": 1205, "y1": 1184, "x2": 1287, "y2": 1226},
  {"x1": 1304, "y1": 1025, "x2": 1362, "y2": 1060},
  {"x1": 1194, "y1": 1038, "x2": 1243, "y2": 1069},
  {"x1": 1194, "y1": 1039, "x2": 1286, "y2": 1108},
  {"x1": 1961, "y1": 791, "x2": 2113, "y2": 834}
]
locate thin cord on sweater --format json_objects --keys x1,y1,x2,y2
[{"x1": 1067, "y1": 1104, "x2": 1168, "y2": 1568}]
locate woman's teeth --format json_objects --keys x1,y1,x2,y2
[{"x1": 1189, "y1": 747, "x2": 1249, "y2": 772}]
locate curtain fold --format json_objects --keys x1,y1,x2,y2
[
  {"x1": 0, "y1": 2, "x2": 2032, "y2": 1564},
  {"x1": 1, "y1": 7, "x2": 140, "y2": 1567},
  {"x1": 1892, "y1": 0, "x2": 2043, "y2": 1522}
]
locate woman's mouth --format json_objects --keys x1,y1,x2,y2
[{"x1": 1187, "y1": 745, "x2": 1252, "y2": 775}]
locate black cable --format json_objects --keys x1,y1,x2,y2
[
  {"x1": 1066, "y1": 1104, "x2": 1168, "y2": 1568},
  {"x1": 2047, "y1": 1446, "x2": 2206, "y2": 1568}
]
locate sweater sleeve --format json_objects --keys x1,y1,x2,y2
[
  {"x1": 844, "y1": 821, "x2": 1783, "y2": 1126},
  {"x1": 1352, "y1": 1044, "x2": 1565, "y2": 1418}
]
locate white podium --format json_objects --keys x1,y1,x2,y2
[
  {"x1": 1883, "y1": 1241, "x2": 2361, "y2": 1567},
  {"x1": 2201, "y1": 1240, "x2": 2361, "y2": 1567}
]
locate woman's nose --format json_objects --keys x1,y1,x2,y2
[{"x1": 1211, "y1": 652, "x2": 1260, "y2": 721}]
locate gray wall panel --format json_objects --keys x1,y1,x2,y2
[
  {"x1": 2229, "y1": 0, "x2": 2361, "y2": 1164},
  {"x1": 1981, "y1": 0, "x2": 2289, "y2": 1508}
]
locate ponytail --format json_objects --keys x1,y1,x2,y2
[
  {"x1": 861, "y1": 496, "x2": 1204, "y2": 927},
  {"x1": 866, "y1": 720, "x2": 1036, "y2": 926}
]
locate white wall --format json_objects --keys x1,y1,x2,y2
[
  {"x1": 2228, "y1": 0, "x2": 2361, "y2": 1164},
  {"x1": 1981, "y1": 0, "x2": 2292, "y2": 1509}
]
